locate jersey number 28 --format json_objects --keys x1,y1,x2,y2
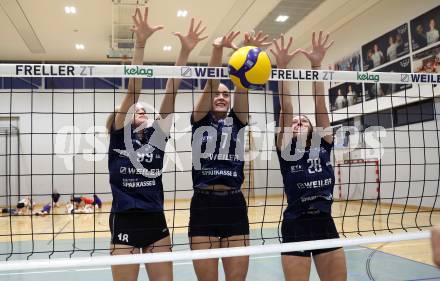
[{"x1": 307, "y1": 158, "x2": 322, "y2": 174}]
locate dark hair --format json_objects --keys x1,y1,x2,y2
[
  {"x1": 71, "y1": 196, "x2": 82, "y2": 203},
  {"x1": 106, "y1": 107, "x2": 119, "y2": 134}
]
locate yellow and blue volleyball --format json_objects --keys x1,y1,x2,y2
[{"x1": 228, "y1": 46, "x2": 272, "y2": 90}]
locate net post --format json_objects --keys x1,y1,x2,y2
[
  {"x1": 337, "y1": 162, "x2": 342, "y2": 200},
  {"x1": 375, "y1": 160, "x2": 380, "y2": 203}
]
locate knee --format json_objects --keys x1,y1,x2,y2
[
  {"x1": 225, "y1": 268, "x2": 247, "y2": 281},
  {"x1": 154, "y1": 275, "x2": 173, "y2": 281}
]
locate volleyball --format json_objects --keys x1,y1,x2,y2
[{"x1": 228, "y1": 46, "x2": 272, "y2": 90}]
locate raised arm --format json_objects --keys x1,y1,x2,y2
[
  {"x1": 270, "y1": 35, "x2": 299, "y2": 149},
  {"x1": 114, "y1": 7, "x2": 163, "y2": 130},
  {"x1": 298, "y1": 31, "x2": 334, "y2": 144},
  {"x1": 233, "y1": 31, "x2": 272, "y2": 124},
  {"x1": 192, "y1": 31, "x2": 240, "y2": 122},
  {"x1": 159, "y1": 18, "x2": 207, "y2": 120}
]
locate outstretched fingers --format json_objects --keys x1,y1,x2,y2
[
  {"x1": 132, "y1": 9, "x2": 140, "y2": 26},
  {"x1": 317, "y1": 30, "x2": 323, "y2": 46},
  {"x1": 324, "y1": 40, "x2": 334, "y2": 50},
  {"x1": 290, "y1": 48, "x2": 301, "y2": 57},
  {"x1": 286, "y1": 36, "x2": 293, "y2": 50},
  {"x1": 321, "y1": 32, "x2": 329, "y2": 46},
  {"x1": 142, "y1": 6, "x2": 148, "y2": 23},
  {"x1": 227, "y1": 31, "x2": 240, "y2": 49},
  {"x1": 272, "y1": 38, "x2": 281, "y2": 52},
  {"x1": 228, "y1": 31, "x2": 241, "y2": 41},
  {"x1": 298, "y1": 48, "x2": 311, "y2": 59},
  {"x1": 194, "y1": 19, "x2": 202, "y2": 34},
  {"x1": 152, "y1": 25, "x2": 164, "y2": 32},
  {"x1": 196, "y1": 26, "x2": 207, "y2": 36},
  {"x1": 173, "y1": 31, "x2": 183, "y2": 39}
]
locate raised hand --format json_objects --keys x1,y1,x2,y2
[
  {"x1": 174, "y1": 18, "x2": 208, "y2": 53},
  {"x1": 244, "y1": 31, "x2": 272, "y2": 48},
  {"x1": 212, "y1": 31, "x2": 241, "y2": 50},
  {"x1": 130, "y1": 7, "x2": 164, "y2": 46},
  {"x1": 270, "y1": 34, "x2": 300, "y2": 68},
  {"x1": 298, "y1": 31, "x2": 334, "y2": 66}
]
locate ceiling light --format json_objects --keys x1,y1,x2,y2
[
  {"x1": 65, "y1": 6, "x2": 77, "y2": 14},
  {"x1": 163, "y1": 45, "x2": 172, "y2": 51},
  {"x1": 75, "y1": 44, "x2": 85, "y2": 50},
  {"x1": 177, "y1": 10, "x2": 188, "y2": 17},
  {"x1": 275, "y1": 15, "x2": 289, "y2": 22}
]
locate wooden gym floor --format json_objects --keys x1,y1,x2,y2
[{"x1": 0, "y1": 196, "x2": 438, "y2": 266}]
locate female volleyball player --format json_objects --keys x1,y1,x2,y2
[
  {"x1": 106, "y1": 7, "x2": 207, "y2": 281},
  {"x1": 70, "y1": 195, "x2": 102, "y2": 211},
  {"x1": 52, "y1": 191, "x2": 61, "y2": 208},
  {"x1": 271, "y1": 32, "x2": 347, "y2": 281},
  {"x1": 92, "y1": 194, "x2": 102, "y2": 209},
  {"x1": 189, "y1": 31, "x2": 270, "y2": 281},
  {"x1": 16, "y1": 196, "x2": 33, "y2": 215},
  {"x1": 34, "y1": 202, "x2": 51, "y2": 216},
  {"x1": 70, "y1": 196, "x2": 93, "y2": 213}
]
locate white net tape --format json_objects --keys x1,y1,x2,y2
[
  {"x1": 0, "y1": 231, "x2": 430, "y2": 271},
  {"x1": 0, "y1": 63, "x2": 438, "y2": 84}
]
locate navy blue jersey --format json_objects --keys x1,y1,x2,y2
[
  {"x1": 108, "y1": 124, "x2": 168, "y2": 213},
  {"x1": 191, "y1": 110, "x2": 247, "y2": 189},
  {"x1": 277, "y1": 138, "x2": 335, "y2": 219},
  {"x1": 93, "y1": 196, "x2": 102, "y2": 207},
  {"x1": 42, "y1": 203, "x2": 51, "y2": 213}
]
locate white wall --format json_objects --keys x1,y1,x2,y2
[
  {"x1": 337, "y1": 117, "x2": 440, "y2": 209},
  {"x1": 379, "y1": 119, "x2": 440, "y2": 208}
]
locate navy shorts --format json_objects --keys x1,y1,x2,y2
[
  {"x1": 281, "y1": 212, "x2": 341, "y2": 257},
  {"x1": 189, "y1": 189, "x2": 249, "y2": 238},
  {"x1": 16, "y1": 203, "x2": 25, "y2": 209},
  {"x1": 109, "y1": 209, "x2": 169, "y2": 248}
]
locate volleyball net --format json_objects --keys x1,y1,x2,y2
[{"x1": 0, "y1": 63, "x2": 439, "y2": 270}]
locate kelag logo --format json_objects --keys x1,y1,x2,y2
[
  {"x1": 357, "y1": 72, "x2": 379, "y2": 82},
  {"x1": 124, "y1": 66, "x2": 153, "y2": 77}
]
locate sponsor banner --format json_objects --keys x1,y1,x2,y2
[{"x1": 0, "y1": 64, "x2": 439, "y2": 84}]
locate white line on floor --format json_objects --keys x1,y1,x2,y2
[{"x1": 0, "y1": 269, "x2": 69, "y2": 275}]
